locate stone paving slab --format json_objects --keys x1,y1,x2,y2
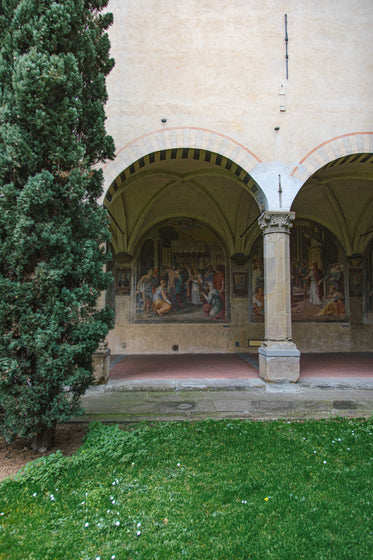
[{"x1": 77, "y1": 383, "x2": 373, "y2": 423}]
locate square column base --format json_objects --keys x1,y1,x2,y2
[
  {"x1": 92, "y1": 342, "x2": 111, "y2": 385},
  {"x1": 258, "y1": 342, "x2": 300, "y2": 383}
]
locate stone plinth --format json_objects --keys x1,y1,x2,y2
[
  {"x1": 92, "y1": 342, "x2": 111, "y2": 385},
  {"x1": 258, "y1": 342, "x2": 300, "y2": 383}
]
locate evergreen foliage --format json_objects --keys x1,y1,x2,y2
[{"x1": 0, "y1": 0, "x2": 115, "y2": 447}]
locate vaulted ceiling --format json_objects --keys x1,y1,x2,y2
[
  {"x1": 291, "y1": 154, "x2": 373, "y2": 256},
  {"x1": 105, "y1": 150, "x2": 262, "y2": 259}
]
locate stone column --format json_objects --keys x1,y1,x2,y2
[
  {"x1": 92, "y1": 254, "x2": 112, "y2": 385},
  {"x1": 92, "y1": 341, "x2": 111, "y2": 385},
  {"x1": 257, "y1": 211, "x2": 300, "y2": 382}
]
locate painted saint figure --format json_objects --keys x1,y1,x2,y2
[
  {"x1": 152, "y1": 280, "x2": 172, "y2": 316},
  {"x1": 319, "y1": 286, "x2": 345, "y2": 317},
  {"x1": 187, "y1": 270, "x2": 202, "y2": 305},
  {"x1": 136, "y1": 268, "x2": 156, "y2": 317},
  {"x1": 202, "y1": 286, "x2": 224, "y2": 318},
  {"x1": 305, "y1": 263, "x2": 323, "y2": 305}
]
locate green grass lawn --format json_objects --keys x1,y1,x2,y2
[{"x1": 0, "y1": 419, "x2": 372, "y2": 560}]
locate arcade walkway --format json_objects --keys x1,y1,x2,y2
[
  {"x1": 108, "y1": 352, "x2": 373, "y2": 383},
  {"x1": 78, "y1": 353, "x2": 373, "y2": 423}
]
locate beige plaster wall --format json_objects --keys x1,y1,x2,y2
[
  {"x1": 106, "y1": 0, "x2": 373, "y2": 168},
  {"x1": 293, "y1": 323, "x2": 373, "y2": 353},
  {"x1": 102, "y1": 1, "x2": 372, "y2": 356}
]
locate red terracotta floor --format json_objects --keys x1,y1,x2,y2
[
  {"x1": 109, "y1": 353, "x2": 373, "y2": 381},
  {"x1": 109, "y1": 354, "x2": 258, "y2": 380},
  {"x1": 300, "y1": 353, "x2": 373, "y2": 378}
]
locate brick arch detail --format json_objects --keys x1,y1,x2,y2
[
  {"x1": 291, "y1": 132, "x2": 373, "y2": 183},
  {"x1": 101, "y1": 127, "x2": 262, "y2": 198}
]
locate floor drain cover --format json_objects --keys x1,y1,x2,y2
[
  {"x1": 333, "y1": 400, "x2": 357, "y2": 410},
  {"x1": 176, "y1": 402, "x2": 194, "y2": 410}
]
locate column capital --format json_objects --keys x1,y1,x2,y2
[{"x1": 258, "y1": 211, "x2": 295, "y2": 235}]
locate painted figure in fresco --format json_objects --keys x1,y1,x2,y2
[
  {"x1": 202, "y1": 286, "x2": 224, "y2": 318},
  {"x1": 253, "y1": 286, "x2": 264, "y2": 317},
  {"x1": 152, "y1": 279, "x2": 172, "y2": 316},
  {"x1": 234, "y1": 274, "x2": 245, "y2": 291},
  {"x1": 213, "y1": 265, "x2": 225, "y2": 308},
  {"x1": 187, "y1": 270, "x2": 203, "y2": 305},
  {"x1": 304, "y1": 263, "x2": 323, "y2": 305},
  {"x1": 136, "y1": 268, "x2": 156, "y2": 317},
  {"x1": 350, "y1": 271, "x2": 361, "y2": 297},
  {"x1": 167, "y1": 266, "x2": 177, "y2": 309},
  {"x1": 204, "y1": 264, "x2": 214, "y2": 292},
  {"x1": 319, "y1": 286, "x2": 345, "y2": 317},
  {"x1": 174, "y1": 267, "x2": 183, "y2": 309},
  {"x1": 252, "y1": 259, "x2": 264, "y2": 290},
  {"x1": 319, "y1": 263, "x2": 343, "y2": 293}
]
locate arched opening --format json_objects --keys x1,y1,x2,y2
[
  {"x1": 291, "y1": 153, "x2": 373, "y2": 352},
  {"x1": 104, "y1": 148, "x2": 262, "y2": 354}
]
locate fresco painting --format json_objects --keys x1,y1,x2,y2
[
  {"x1": 134, "y1": 219, "x2": 228, "y2": 323},
  {"x1": 250, "y1": 239, "x2": 265, "y2": 322},
  {"x1": 251, "y1": 221, "x2": 347, "y2": 322},
  {"x1": 290, "y1": 222, "x2": 346, "y2": 321},
  {"x1": 116, "y1": 268, "x2": 131, "y2": 294},
  {"x1": 233, "y1": 272, "x2": 248, "y2": 297}
]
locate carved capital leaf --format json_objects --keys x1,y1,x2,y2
[{"x1": 258, "y1": 211, "x2": 295, "y2": 235}]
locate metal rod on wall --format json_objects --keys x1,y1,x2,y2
[{"x1": 285, "y1": 14, "x2": 289, "y2": 80}]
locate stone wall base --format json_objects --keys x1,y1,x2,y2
[
  {"x1": 258, "y1": 342, "x2": 300, "y2": 383},
  {"x1": 92, "y1": 342, "x2": 111, "y2": 385}
]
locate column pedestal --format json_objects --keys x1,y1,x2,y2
[
  {"x1": 92, "y1": 342, "x2": 111, "y2": 385},
  {"x1": 258, "y1": 211, "x2": 300, "y2": 383},
  {"x1": 258, "y1": 341, "x2": 300, "y2": 383}
]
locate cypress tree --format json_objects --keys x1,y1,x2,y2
[{"x1": 0, "y1": 0, "x2": 115, "y2": 449}]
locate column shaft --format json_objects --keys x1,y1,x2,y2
[{"x1": 257, "y1": 211, "x2": 300, "y2": 382}]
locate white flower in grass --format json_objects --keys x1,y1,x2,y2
[
  {"x1": 177, "y1": 463, "x2": 181, "y2": 467},
  {"x1": 107, "y1": 510, "x2": 110, "y2": 514},
  {"x1": 137, "y1": 522, "x2": 141, "y2": 528},
  {"x1": 137, "y1": 530, "x2": 141, "y2": 536},
  {"x1": 33, "y1": 493, "x2": 37, "y2": 497},
  {"x1": 81, "y1": 501, "x2": 85, "y2": 505},
  {"x1": 323, "y1": 461, "x2": 327, "y2": 464},
  {"x1": 115, "y1": 521, "x2": 120, "y2": 526},
  {"x1": 241, "y1": 500, "x2": 247, "y2": 504},
  {"x1": 0, "y1": 513, "x2": 4, "y2": 516},
  {"x1": 111, "y1": 556, "x2": 116, "y2": 559},
  {"x1": 84, "y1": 522, "x2": 89, "y2": 527},
  {"x1": 96, "y1": 557, "x2": 101, "y2": 560},
  {"x1": 50, "y1": 495, "x2": 55, "y2": 501}
]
